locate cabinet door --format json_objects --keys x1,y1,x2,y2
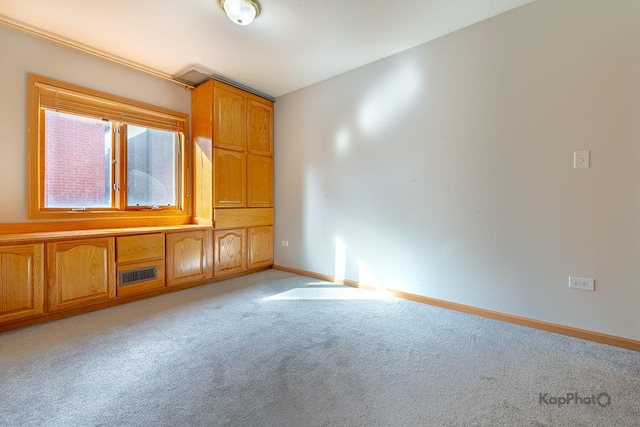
[
  {"x1": 247, "y1": 154, "x2": 273, "y2": 208},
  {"x1": 47, "y1": 238, "x2": 115, "y2": 311},
  {"x1": 214, "y1": 228, "x2": 246, "y2": 277},
  {"x1": 166, "y1": 230, "x2": 213, "y2": 286},
  {"x1": 0, "y1": 244, "x2": 44, "y2": 324},
  {"x1": 213, "y1": 85, "x2": 246, "y2": 152},
  {"x1": 247, "y1": 98, "x2": 273, "y2": 156},
  {"x1": 214, "y1": 148, "x2": 246, "y2": 208},
  {"x1": 248, "y1": 226, "x2": 273, "y2": 269}
]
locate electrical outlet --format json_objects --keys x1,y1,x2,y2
[
  {"x1": 281, "y1": 241, "x2": 289, "y2": 247},
  {"x1": 574, "y1": 151, "x2": 590, "y2": 168},
  {"x1": 568, "y1": 276, "x2": 595, "y2": 291}
]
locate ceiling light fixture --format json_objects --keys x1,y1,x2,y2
[{"x1": 219, "y1": 0, "x2": 260, "y2": 26}]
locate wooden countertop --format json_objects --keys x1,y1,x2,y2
[{"x1": 0, "y1": 224, "x2": 212, "y2": 245}]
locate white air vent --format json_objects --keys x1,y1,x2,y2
[
  {"x1": 120, "y1": 267, "x2": 158, "y2": 286},
  {"x1": 173, "y1": 64, "x2": 275, "y2": 101},
  {"x1": 173, "y1": 66, "x2": 214, "y2": 87}
]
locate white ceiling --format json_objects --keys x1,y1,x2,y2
[{"x1": 0, "y1": 0, "x2": 534, "y2": 98}]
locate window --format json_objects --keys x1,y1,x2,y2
[{"x1": 28, "y1": 74, "x2": 190, "y2": 220}]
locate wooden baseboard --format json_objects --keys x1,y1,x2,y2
[{"x1": 272, "y1": 265, "x2": 640, "y2": 352}]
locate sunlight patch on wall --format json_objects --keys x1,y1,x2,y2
[
  {"x1": 334, "y1": 126, "x2": 351, "y2": 156},
  {"x1": 357, "y1": 62, "x2": 422, "y2": 135},
  {"x1": 334, "y1": 236, "x2": 346, "y2": 283},
  {"x1": 358, "y1": 261, "x2": 386, "y2": 290}
]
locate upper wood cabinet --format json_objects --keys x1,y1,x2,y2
[
  {"x1": 214, "y1": 149, "x2": 246, "y2": 208},
  {"x1": 247, "y1": 154, "x2": 273, "y2": 208},
  {"x1": 247, "y1": 98, "x2": 273, "y2": 156},
  {"x1": 214, "y1": 85, "x2": 247, "y2": 152},
  {"x1": 0, "y1": 243, "x2": 44, "y2": 324},
  {"x1": 47, "y1": 238, "x2": 115, "y2": 311},
  {"x1": 192, "y1": 80, "x2": 274, "y2": 221}
]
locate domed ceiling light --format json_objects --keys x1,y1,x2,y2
[{"x1": 219, "y1": 0, "x2": 260, "y2": 26}]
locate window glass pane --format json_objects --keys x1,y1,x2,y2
[
  {"x1": 44, "y1": 110, "x2": 112, "y2": 208},
  {"x1": 126, "y1": 125, "x2": 177, "y2": 207}
]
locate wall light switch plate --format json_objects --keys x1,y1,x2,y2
[{"x1": 574, "y1": 151, "x2": 590, "y2": 168}]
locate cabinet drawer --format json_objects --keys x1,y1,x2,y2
[
  {"x1": 116, "y1": 234, "x2": 164, "y2": 264},
  {"x1": 214, "y1": 208, "x2": 273, "y2": 229}
]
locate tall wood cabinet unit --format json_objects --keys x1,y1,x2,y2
[
  {"x1": 192, "y1": 79, "x2": 274, "y2": 276},
  {"x1": 166, "y1": 230, "x2": 213, "y2": 286},
  {"x1": 0, "y1": 244, "x2": 44, "y2": 324},
  {"x1": 47, "y1": 238, "x2": 116, "y2": 311}
]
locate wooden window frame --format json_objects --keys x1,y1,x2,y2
[{"x1": 27, "y1": 74, "x2": 191, "y2": 222}]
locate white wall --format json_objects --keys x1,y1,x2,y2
[
  {"x1": 274, "y1": 0, "x2": 640, "y2": 340},
  {"x1": 0, "y1": 24, "x2": 191, "y2": 223}
]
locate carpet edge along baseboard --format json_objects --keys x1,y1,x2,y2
[{"x1": 271, "y1": 265, "x2": 640, "y2": 352}]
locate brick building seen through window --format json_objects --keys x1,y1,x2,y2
[{"x1": 44, "y1": 111, "x2": 176, "y2": 208}]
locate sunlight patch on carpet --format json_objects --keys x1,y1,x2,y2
[{"x1": 263, "y1": 285, "x2": 392, "y2": 301}]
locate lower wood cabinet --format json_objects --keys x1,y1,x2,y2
[
  {"x1": 213, "y1": 228, "x2": 246, "y2": 277},
  {"x1": 47, "y1": 238, "x2": 116, "y2": 311},
  {"x1": 248, "y1": 226, "x2": 273, "y2": 269},
  {"x1": 166, "y1": 230, "x2": 212, "y2": 286},
  {"x1": 0, "y1": 244, "x2": 45, "y2": 324},
  {"x1": 0, "y1": 223, "x2": 271, "y2": 329}
]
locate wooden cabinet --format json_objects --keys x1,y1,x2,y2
[
  {"x1": 247, "y1": 154, "x2": 273, "y2": 207},
  {"x1": 116, "y1": 233, "x2": 165, "y2": 297},
  {"x1": 247, "y1": 98, "x2": 273, "y2": 156},
  {"x1": 214, "y1": 84, "x2": 247, "y2": 151},
  {"x1": 248, "y1": 226, "x2": 273, "y2": 269},
  {"x1": 166, "y1": 230, "x2": 212, "y2": 286},
  {"x1": 0, "y1": 244, "x2": 44, "y2": 324},
  {"x1": 47, "y1": 238, "x2": 115, "y2": 311},
  {"x1": 213, "y1": 228, "x2": 246, "y2": 277},
  {"x1": 214, "y1": 148, "x2": 246, "y2": 208}
]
